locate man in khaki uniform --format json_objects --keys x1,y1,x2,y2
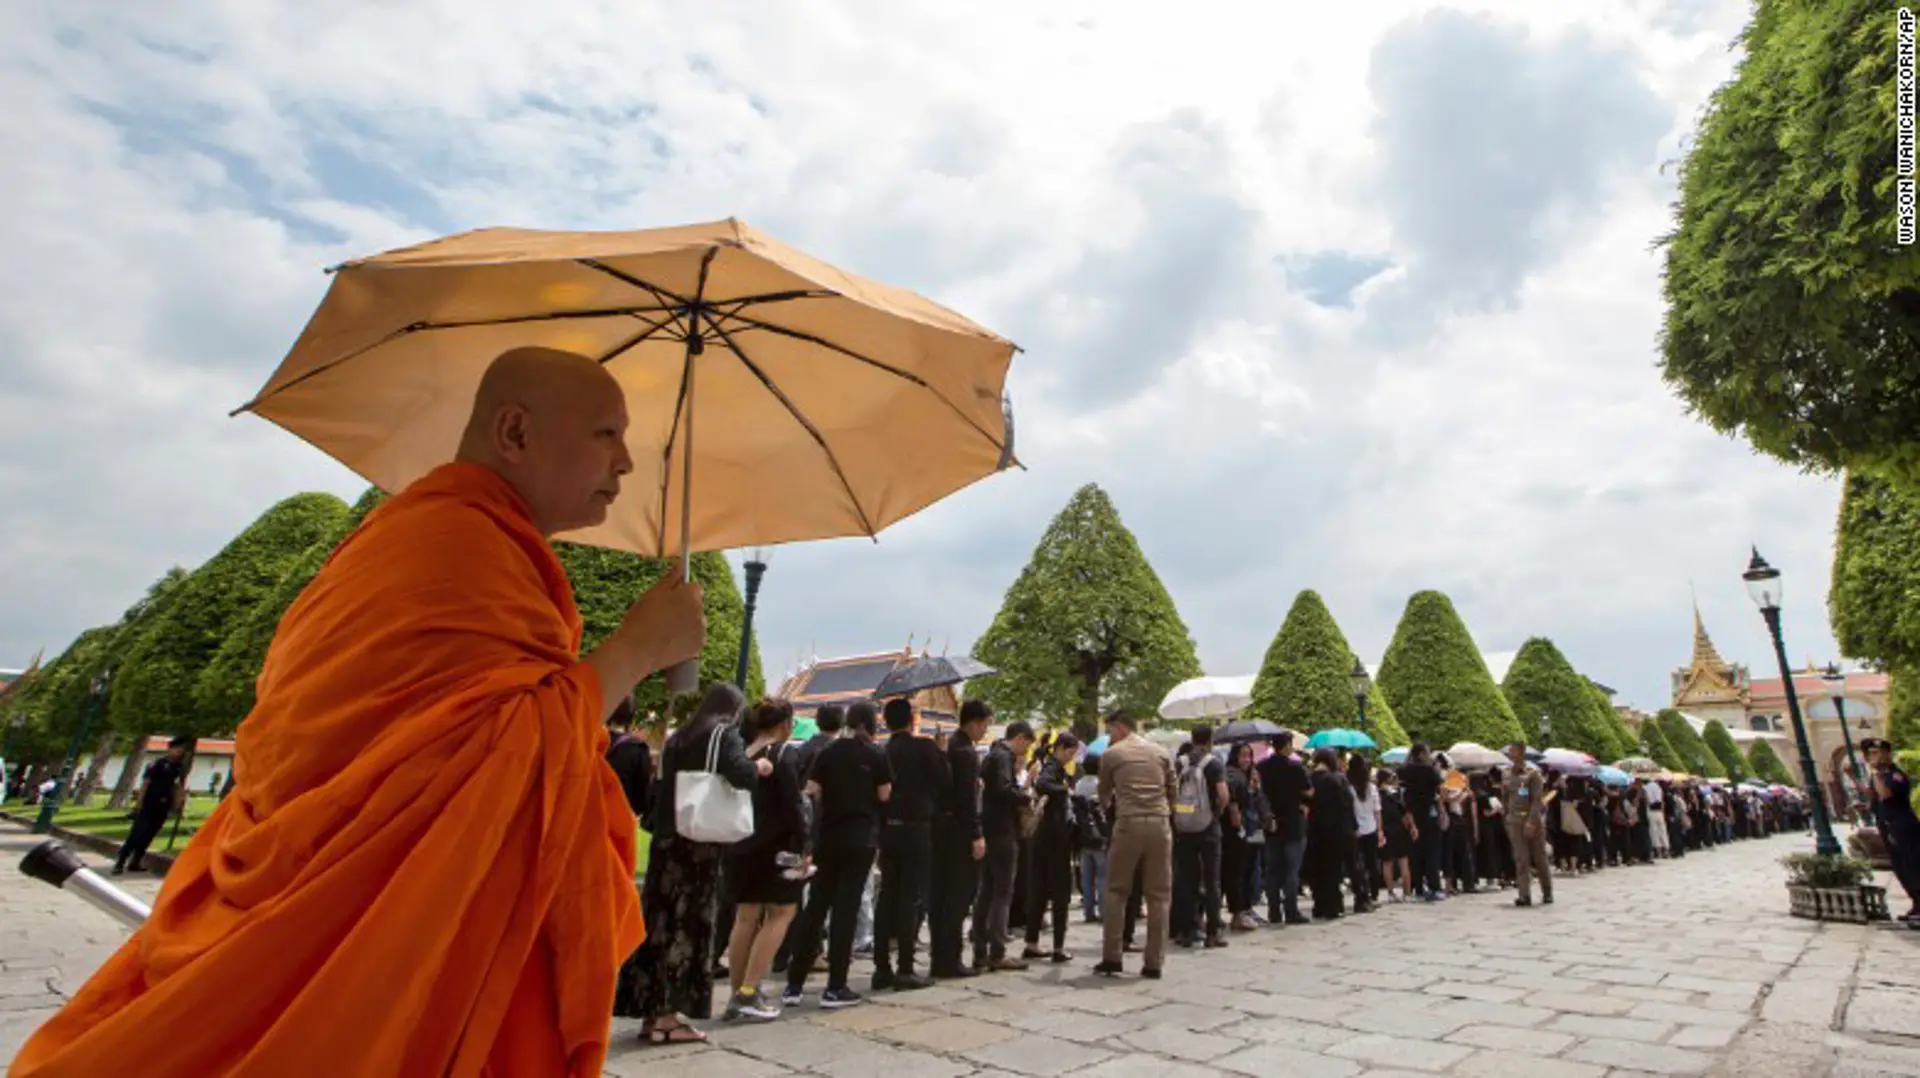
[
  {"x1": 1501, "y1": 741, "x2": 1553, "y2": 907},
  {"x1": 1093, "y1": 709, "x2": 1177, "y2": 978}
]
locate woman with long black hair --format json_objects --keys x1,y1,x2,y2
[
  {"x1": 617, "y1": 683, "x2": 763, "y2": 1046},
  {"x1": 722, "y1": 698, "x2": 809, "y2": 1021},
  {"x1": 1223, "y1": 743, "x2": 1258, "y2": 931},
  {"x1": 1345, "y1": 754, "x2": 1381, "y2": 912},
  {"x1": 1305, "y1": 748, "x2": 1354, "y2": 920}
]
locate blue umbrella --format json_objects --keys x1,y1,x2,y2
[
  {"x1": 1381, "y1": 746, "x2": 1409, "y2": 765},
  {"x1": 1304, "y1": 728, "x2": 1376, "y2": 751},
  {"x1": 1594, "y1": 765, "x2": 1632, "y2": 787},
  {"x1": 1084, "y1": 735, "x2": 1110, "y2": 757}
]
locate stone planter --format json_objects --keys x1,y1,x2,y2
[{"x1": 1787, "y1": 882, "x2": 1890, "y2": 923}]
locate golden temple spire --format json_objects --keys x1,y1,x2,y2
[{"x1": 1692, "y1": 602, "x2": 1726, "y2": 670}]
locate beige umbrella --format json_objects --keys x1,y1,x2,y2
[
  {"x1": 241, "y1": 220, "x2": 1019, "y2": 688},
  {"x1": 240, "y1": 219, "x2": 1017, "y2": 558}
]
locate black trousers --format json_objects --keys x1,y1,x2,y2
[
  {"x1": 929, "y1": 821, "x2": 978, "y2": 974},
  {"x1": 1121, "y1": 861, "x2": 1144, "y2": 943},
  {"x1": 875, "y1": 822, "x2": 932, "y2": 977},
  {"x1": 1024, "y1": 834, "x2": 1073, "y2": 951},
  {"x1": 114, "y1": 810, "x2": 168, "y2": 871},
  {"x1": 971, "y1": 832, "x2": 1019, "y2": 961},
  {"x1": 1348, "y1": 833, "x2": 1379, "y2": 907},
  {"x1": 1412, "y1": 814, "x2": 1445, "y2": 895},
  {"x1": 1221, "y1": 832, "x2": 1251, "y2": 915},
  {"x1": 1171, "y1": 829, "x2": 1223, "y2": 940},
  {"x1": 1309, "y1": 838, "x2": 1348, "y2": 918},
  {"x1": 787, "y1": 842, "x2": 876, "y2": 992}
]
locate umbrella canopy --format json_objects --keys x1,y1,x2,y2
[
  {"x1": 1443, "y1": 742, "x2": 1505, "y2": 770},
  {"x1": 1381, "y1": 747, "x2": 1410, "y2": 765},
  {"x1": 1157, "y1": 676, "x2": 1255, "y2": 721},
  {"x1": 1614, "y1": 756, "x2": 1662, "y2": 774},
  {"x1": 1594, "y1": 765, "x2": 1633, "y2": 787},
  {"x1": 872, "y1": 655, "x2": 996, "y2": 699},
  {"x1": 1540, "y1": 748, "x2": 1597, "y2": 776},
  {"x1": 240, "y1": 220, "x2": 1018, "y2": 557},
  {"x1": 1083, "y1": 734, "x2": 1110, "y2": 757},
  {"x1": 1214, "y1": 719, "x2": 1290, "y2": 745},
  {"x1": 790, "y1": 715, "x2": 819, "y2": 742},
  {"x1": 1304, "y1": 728, "x2": 1375, "y2": 751}
]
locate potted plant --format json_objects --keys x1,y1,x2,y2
[{"x1": 1780, "y1": 852, "x2": 1889, "y2": 923}]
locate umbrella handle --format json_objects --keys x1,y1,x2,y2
[{"x1": 664, "y1": 317, "x2": 703, "y2": 696}]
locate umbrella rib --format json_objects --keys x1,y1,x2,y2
[
  {"x1": 700, "y1": 310, "x2": 881, "y2": 541},
  {"x1": 592, "y1": 311, "x2": 682, "y2": 366},
  {"x1": 706, "y1": 308, "x2": 1008, "y2": 459}
]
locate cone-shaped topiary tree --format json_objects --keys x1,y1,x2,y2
[
  {"x1": 1377, "y1": 591, "x2": 1524, "y2": 748},
  {"x1": 1701, "y1": 719, "x2": 1750, "y2": 781},
  {"x1": 1746, "y1": 738, "x2": 1797, "y2": 785},
  {"x1": 1585, "y1": 682, "x2": 1641, "y2": 760},
  {"x1": 1246, "y1": 590, "x2": 1405, "y2": 745},
  {"x1": 973, "y1": 484, "x2": 1201, "y2": 727},
  {"x1": 1639, "y1": 714, "x2": 1687, "y2": 772},
  {"x1": 194, "y1": 488, "x2": 387, "y2": 731},
  {"x1": 113, "y1": 494, "x2": 352, "y2": 739},
  {"x1": 1830, "y1": 472, "x2": 1920, "y2": 670},
  {"x1": 1654, "y1": 709, "x2": 1723, "y2": 777},
  {"x1": 555, "y1": 545, "x2": 763, "y2": 718},
  {"x1": 1500, "y1": 638, "x2": 1614, "y2": 754}
]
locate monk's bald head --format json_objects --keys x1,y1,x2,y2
[{"x1": 456, "y1": 347, "x2": 632, "y2": 536}]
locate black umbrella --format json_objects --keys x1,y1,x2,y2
[
  {"x1": 1213, "y1": 719, "x2": 1290, "y2": 745},
  {"x1": 873, "y1": 655, "x2": 998, "y2": 699}
]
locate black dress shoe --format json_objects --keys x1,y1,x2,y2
[
  {"x1": 870, "y1": 970, "x2": 896, "y2": 992},
  {"x1": 1092, "y1": 960, "x2": 1124, "y2": 977},
  {"x1": 1141, "y1": 967, "x2": 1163, "y2": 980},
  {"x1": 893, "y1": 973, "x2": 934, "y2": 991},
  {"x1": 1514, "y1": 897, "x2": 1533, "y2": 907}
]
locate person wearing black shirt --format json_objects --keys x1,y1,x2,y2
[
  {"x1": 1172, "y1": 725, "x2": 1230, "y2": 948},
  {"x1": 786, "y1": 702, "x2": 892, "y2": 1009},
  {"x1": 1398, "y1": 743, "x2": 1446, "y2": 901},
  {"x1": 604, "y1": 698, "x2": 652, "y2": 818},
  {"x1": 930, "y1": 700, "x2": 989, "y2": 978},
  {"x1": 1863, "y1": 738, "x2": 1920, "y2": 923},
  {"x1": 1022, "y1": 734, "x2": 1080, "y2": 962},
  {"x1": 1255, "y1": 731, "x2": 1311, "y2": 925},
  {"x1": 973, "y1": 721, "x2": 1036, "y2": 972},
  {"x1": 113, "y1": 735, "x2": 190, "y2": 875},
  {"x1": 873, "y1": 698, "x2": 948, "y2": 992},
  {"x1": 1305, "y1": 748, "x2": 1354, "y2": 919},
  {"x1": 774, "y1": 703, "x2": 845, "y2": 975},
  {"x1": 722, "y1": 700, "x2": 809, "y2": 1021}
]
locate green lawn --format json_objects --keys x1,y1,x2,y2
[{"x1": 1, "y1": 794, "x2": 218, "y2": 849}]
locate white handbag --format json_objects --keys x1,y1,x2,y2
[{"x1": 674, "y1": 728, "x2": 755, "y2": 844}]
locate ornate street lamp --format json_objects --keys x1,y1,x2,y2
[
  {"x1": 1742, "y1": 549, "x2": 1840, "y2": 855},
  {"x1": 33, "y1": 669, "x2": 112, "y2": 835},
  {"x1": 1350, "y1": 658, "x2": 1371, "y2": 730},
  {"x1": 734, "y1": 547, "x2": 770, "y2": 692},
  {"x1": 1822, "y1": 663, "x2": 1866, "y2": 812}
]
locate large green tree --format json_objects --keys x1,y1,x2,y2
[
  {"x1": 1377, "y1": 591, "x2": 1523, "y2": 748},
  {"x1": 972, "y1": 484, "x2": 1201, "y2": 727},
  {"x1": 1890, "y1": 666, "x2": 1918, "y2": 751},
  {"x1": 111, "y1": 494, "x2": 352, "y2": 739},
  {"x1": 1246, "y1": 590, "x2": 1407, "y2": 745},
  {"x1": 1747, "y1": 738, "x2": 1798, "y2": 785},
  {"x1": 1500, "y1": 638, "x2": 1615, "y2": 754},
  {"x1": 554, "y1": 545, "x2": 763, "y2": 719},
  {"x1": 1654, "y1": 709, "x2": 1724, "y2": 777},
  {"x1": 1586, "y1": 683, "x2": 1642, "y2": 760},
  {"x1": 1701, "y1": 719, "x2": 1750, "y2": 781},
  {"x1": 1639, "y1": 714, "x2": 1687, "y2": 772},
  {"x1": 1829, "y1": 472, "x2": 1920, "y2": 672},
  {"x1": 1659, "y1": 0, "x2": 1920, "y2": 490},
  {"x1": 194, "y1": 489, "x2": 384, "y2": 731}
]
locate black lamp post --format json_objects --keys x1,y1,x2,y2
[
  {"x1": 1350, "y1": 658, "x2": 1371, "y2": 730},
  {"x1": 1742, "y1": 549, "x2": 1840, "y2": 856},
  {"x1": 33, "y1": 669, "x2": 111, "y2": 835},
  {"x1": 734, "y1": 548, "x2": 769, "y2": 691},
  {"x1": 1822, "y1": 663, "x2": 1866, "y2": 815}
]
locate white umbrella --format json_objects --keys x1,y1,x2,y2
[
  {"x1": 1158, "y1": 676, "x2": 1256, "y2": 721},
  {"x1": 1443, "y1": 742, "x2": 1506, "y2": 770},
  {"x1": 1540, "y1": 748, "x2": 1597, "y2": 776}
]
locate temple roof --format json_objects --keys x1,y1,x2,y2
[{"x1": 1692, "y1": 604, "x2": 1726, "y2": 670}]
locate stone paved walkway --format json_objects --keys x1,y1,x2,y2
[{"x1": 3, "y1": 822, "x2": 1915, "y2": 1076}]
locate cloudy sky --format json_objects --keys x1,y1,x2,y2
[{"x1": 0, "y1": 0, "x2": 1844, "y2": 711}]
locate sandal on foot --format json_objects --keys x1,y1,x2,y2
[{"x1": 641, "y1": 1022, "x2": 707, "y2": 1047}]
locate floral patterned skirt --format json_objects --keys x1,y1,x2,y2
[{"x1": 613, "y1": 834, "x2": 723, "y2": 1020}]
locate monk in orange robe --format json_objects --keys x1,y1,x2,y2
[{"x1": 12, "y1": 347, "x2": 706, "y2": 1078}]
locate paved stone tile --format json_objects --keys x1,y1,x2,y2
[
  {"x1": 1525, "y1": 990, "x2": 1639, "y2": 1016},
  {"x1": 1424, "y1": 980, "x2": 1529, "y2": 1004},
  {"x1": 1425, "y1": 998, "x2": 1553, "y2": 1029},
  {"x1": 1115, "y1": 1023, "x2": 1244, "y2": 1062},
  {"x1": 705, "y1": 1023, "x2": 876, "y2": 1068},
  {"x1": 1657, "y1": 974, "x2": 1763, "y2": 998},
  {"x1": 1625, "y1": 1001, "x2": 1749, "y2": 1029},
  {"x1": 604, "y1": 1046, "x2": 788, "y2": 1078},
  {"x1": 1214, "y1": 1016, "x2": 1356, "y2": 1050},
  {"x1": 1563, "y1": 1038, "x2": 1715, "y2": 1075},
  {"x1": 1214, "y1": 1041, "x2": 1364, "y2": 1078},
  {"x1": 1337, "y1": 1006, "x2": 1468, "y2": 1040},
  {"x1": 1545, "y1": 1014, "x2": 1675, "y2": 1043},
  {"x1": 1326, "y1": 1033, "x2": 1472, "y2": 1072},
  {"x1": 962, "y1": 1033, "x2": 1111, "y2": 1077},
  {"x1": 1005, "y1": 1009, "x2": 1138, "y2": 1045},
  {"x1": 1443, "y1": 1023, "x2": 1577, "y2": 1055},
  {"x1": 1604, "y1": 985, "x2": 1695, "y2": 1005},
  {"x1": 809, "y1": 1045, "x2": 976, "y2": 1078},
  {"x1": 882, "y1": 1015, "x2": 1017, "y2": 1052},
  {"x1": 1503, "y1": 973, "x2": 1603, "y2": 994},
  {"x1": 1070, "y1": 1057, "x2": 1223, "y2": 1078},
  {"x1": 1564, "y1": 964, "x2": 1669, "y2": 987},
  {"x1": 1848, "y1": 985, "x2": 1920, "y2": 1039},
  {"x1": 1667, "y1": 1024, "x2": 1739, "y2": 1049},
  {"x1": 1122, "y1": 1001, "x2": 1242, "y2": 1032},
  {"x1": 1451, "y1": 1049, "x2": 1607, "y2": 1078},
  {"x1": 1334, "y1": 970, "x2": 1437, "y2": 992},
  {"x1": 811, "y1": 1004, "x2": 942, "y2": 1032}
]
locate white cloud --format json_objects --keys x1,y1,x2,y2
[{"x1": 0, "y1": 0, "x2": 1836, "y2": 716}]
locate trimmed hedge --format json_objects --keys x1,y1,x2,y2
[
  {"x1": 1377, "y1": 591, "x2": 1524, "y2": 748},
  {"x1": 1702, "y1": 719, "x2": 1751, "y2": 781},
  {"x1": 1247, "y1": 590, "x2": 1406, "y2": 745}
]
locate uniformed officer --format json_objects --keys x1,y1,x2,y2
[{"x1": 1501, "y1": 741, "x2": 1553, "y2": 907}]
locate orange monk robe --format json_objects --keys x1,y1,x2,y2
[{"x1": 12, "y1": 463, "x2": 644, "y2": 1078}]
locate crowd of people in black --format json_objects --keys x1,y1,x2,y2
[{"x1": 595, "y1": 684, "x2": 1826, "y2": 1047}]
